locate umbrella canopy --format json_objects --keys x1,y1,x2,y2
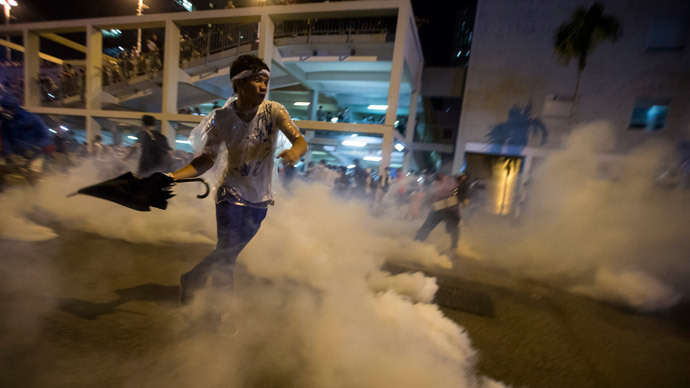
[{"x1": 68, "y1": 172, "x2": 210, "y2": 212}]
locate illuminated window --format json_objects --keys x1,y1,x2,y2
[{"x1": 629, "y1": 98, "x2": 670, "y2": 131}]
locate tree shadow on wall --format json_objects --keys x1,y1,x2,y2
[{"x1": 486, "y1": 103, "x2": 548, "y2": 155}]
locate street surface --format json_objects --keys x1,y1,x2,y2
[{"x1": 1, "y1": 230, "x2": 688, "y2": 387}]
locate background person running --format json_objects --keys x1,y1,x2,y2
[{"x1": 124, "y1": 115, "x2": 175, "y2": 176}]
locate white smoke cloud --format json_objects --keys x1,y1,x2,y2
[
  {"x1": 0, "y1": 163, "x2": 505, "y2": 388},
  {"x1": 0, "y1": 162, "x2": 216, "y2": 245},
  {"x1": 460, "y1": 121, "x2": 689, "y2": 311}
]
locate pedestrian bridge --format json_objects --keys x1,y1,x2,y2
[{"x1": 0, "y1": 0, "x2": 424, "y2": 171}]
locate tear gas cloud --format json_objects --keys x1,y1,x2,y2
[
  {"x1": 1, "y1": 119, "x2": 688, "y2": 314},
  {"x1": 0, "y1": 165, "x2": 503, "y2": 387},
  {"x1": 459, "y1": 121, "x2": 689, "y2": 311},
  {"x1": 0, "y1": 118, "x2": 686, "y2": 385},
  {"x1": 0, "y1": 161, "x2": 216, "y2": 244},
  {"x1": 148, "y1": 184, "x2": 502, "y2": 388}
]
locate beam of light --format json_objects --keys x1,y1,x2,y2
[
  {"x1": 491, "y1": 158, "x2": 521, "y2": 216},
  {"x1": 367, "y1": 105, "x2": 388, "y2": 111},
  {"x1": 48, "y1": 128, "x2": 57, "y2": 133},
  {"x1": 127, "y1": 135, "x2": 138, "y2": 140},
  {"x1": 59, "y1": 125, "x2": 69, "y2": 131},
  {"x1": 341, "y1": 140, "x2": 367, "y2": 147},
  {"x1": 293, "y1": 102, "x2": 310, "y2": 106}
]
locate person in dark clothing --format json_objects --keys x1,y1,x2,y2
[
  {"x1": 414, "y1": 173, "x2": 470, "y2": 254},
  {"x1": 125, "y1": 115, "x2": 174, "y2": 176},
  {"x1": 350, "y1": 158, "x2": 369, "y2": 198},
  {"x1": 0, "y1": 96, "x2": 52, "y2": 158},
  {"x1": 333, "y1": 166, "x2": 350, "y2": 197},
  {"x1": 282, "y1": 160, "x2": 297, "y2": 193}
]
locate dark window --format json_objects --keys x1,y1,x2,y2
[
  {"x1": 647, "y1": 17, "x2": 687, "y2": 50},
  {"x1": 430, "y1": 97, "x2": 445, "y2": 110},
  {"x1": 629, "y1": 98, "x2": 670, "y2": 131}
]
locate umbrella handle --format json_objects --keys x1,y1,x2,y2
[{"x1": 173, "y1": 178, "x2": 210, "y2": 199}]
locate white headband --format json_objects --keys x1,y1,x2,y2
[{"x1": 231, "y1": 69, "x2": 270, "y2": 82}]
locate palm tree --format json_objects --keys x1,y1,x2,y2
[{"x1": 554, "y1": 2, "x2": 621, "y2": 126}]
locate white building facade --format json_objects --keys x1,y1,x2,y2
[{"x1": 453, "y1": 0, "x2": 690, "y2": 173}]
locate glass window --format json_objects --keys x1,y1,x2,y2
[{"x1": 629, "y1": 98, "x2": 670, "y2": 131}]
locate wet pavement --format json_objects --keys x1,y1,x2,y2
[{"x1": 1, "y1": 230, "x2": 689, "y2": 387}]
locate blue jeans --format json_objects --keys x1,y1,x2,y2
[{"x1": 181, "y1": 201, "x2": 267, "y2": 292}]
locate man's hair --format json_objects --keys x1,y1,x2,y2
[
  {"x1": 230, "y1": 55, "x2": 269, "y2": 80},
  {"x1": 142, "y1": 115, "x2": 156, "y2": 127}
]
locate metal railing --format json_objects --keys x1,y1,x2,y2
[
  {"x1": 179, "y1": 23, "x2": 259, "y2": 64},
  {"x1": 99, "y1": 16, "x2": 394, "y2": 90},
  {"x1": 102, "y1": 51, "x2": 162, "y2": 88},
  {"x1": 274, "y1": 16, "x2": 396, "y2": 40}
]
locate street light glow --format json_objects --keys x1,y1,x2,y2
[{"x1": 341, "y1": 140, "x2": 367, "y2": 147}]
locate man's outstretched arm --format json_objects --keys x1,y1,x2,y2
[
  {"x1": 275, "y1": 107, "x2": 308, "y2": 164},
  {"x1": 169, "y1": 153, "x2": 215, "y2": 179}
]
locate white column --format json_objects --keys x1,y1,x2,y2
[
  {"x1": 258, "y1": 13, "x2": 275, "y2": 101},
  {"x1": 308, "y1": 90, "x2": 318, "y2": 120},
  {"x1": 304, "y1": 130, "x2": 314, "y2": 163},
  {"x1": 451, "y1": 128, "x2": 466, "y2": 174},
  {"x1": 86, "y1": 117, "x2": 101, "y2": 151},
  {"x1": 402, "y1": 66, "x2": 421, "y2": 173},
  {"x1": 258, "y1": 13, "x2": 274, "y2": 69},
  {"x1": 384, "y1": 3, "x2": 410, "y2": 126},
  {"x1": 380, "y1": 129, "x2": 394, "y2": 174},
  {"x1": 85, "y1": 25, "x2": 103, "y2": 149},
  {"x1": 85, "y1": 25, "x2": 102, "y2": 111},
  {"x1": 22, "y1": 29, "x2": 40, "y2": 107},
  {"x1": 514, "y1": 154, "x2": 533, "y2": 218},
  {"x1": 161, "y1": 19, "x2": 181, "y2": 147},
  {"x1": 403, "y1": 95, "x2": 419, "y2": 173}
]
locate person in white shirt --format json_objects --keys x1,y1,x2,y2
[{"x1": 169, "y1": 55, "x2": 308, "y2": 304}]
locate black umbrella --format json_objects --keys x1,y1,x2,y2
[{"x1": 67, "y1": 172, "x2": 210, "y2": 211}]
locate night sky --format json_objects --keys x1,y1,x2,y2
[{"x1": 10, "y1": 0, "x2": 470, "y2": 66}]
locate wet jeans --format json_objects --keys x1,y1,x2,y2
[{"x1": 181, "y1": 201, "x2": 267, "y2": 293}]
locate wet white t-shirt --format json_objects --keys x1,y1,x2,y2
[{"x1": 201, "y1": 100, "x2": 291, "y2": 205}]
